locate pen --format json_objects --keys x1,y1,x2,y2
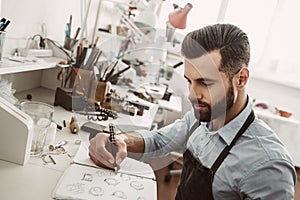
[
  {"x1": 69, "y1": 14, "x2": 72, "y2": 36},
  {"x1": 104, "y1": 60, "x2": 118, "y2": 81},
  {"x1": 90, "y1": 36, "x2": 99, "y2": 48},
  {"x1": 0, "y1": 20, "x2": 10, "y2": 31},
  {"x1": 69, "y1": 15, "x2": 72, "y2": 27},
  {"x1": 0, "y1": 18, "x2": 6, "y2": 29},
  {"x1": 73, "y1": 27, "x2": 81, "y2": 40},
  {"x1": 65, "y1": 23, "x2": 71, "y2": 37},
  {"x1": 107, "y1": 65, "x2": 131, "y2": 82},
  {"x1": 109, "y1": 123, "x2": 118, "y2": 174}
]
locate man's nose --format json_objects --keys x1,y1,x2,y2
[{"x1": 188, "y1": 85, "x2": 203, "y2": 101}]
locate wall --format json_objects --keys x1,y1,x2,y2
[
  {"x1": 1, "y1": 0, "x2": 121, "y2": 54},
  {"x1": 248, "y1": 77, "x2": 300, "y2": 121},
  {"x1": 1, "y1": 0, "x2": 123, "y2": 92}
]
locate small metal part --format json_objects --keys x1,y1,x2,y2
[
  {"x1": 49, "y1": 155, "x2": 56, "y2": 164},
  {"x1": 41, "y1": 155, "x2": 48, "y2": 165},
  {"x1": 49, "y1": 140, "x2": 68, "y2": 151},
  {"x1": 41, "y1": 154, "x2": 56, "y2": 165}
]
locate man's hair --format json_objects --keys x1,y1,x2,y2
[{"x1": 181, "y1": 23, "x2": 250, "y2": 79}]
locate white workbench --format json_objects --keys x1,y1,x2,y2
[{"x1": 0, "y1": 87, "x2": 159, "y2": 200}]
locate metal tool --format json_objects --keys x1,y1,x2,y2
[{"x1": 109, "y1": 123, "x2": 118, "y2": 174}]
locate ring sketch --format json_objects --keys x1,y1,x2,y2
[
  {"x1": 130, "y1": 181, "x2": 144, "y2": 191},
  {"x1": 112, "y1": 190, "x2": 127, "y2": 199},
  {"x1": 96, "y1": 169, "x2": 114, "y2": 177},
  {"x1": 89, "y1": 186, "x2": 104, "y2": 196},
  {"x1": 52, "y1": 150, "x2": 156, "y2": 200},
  {"x1": 120, "y1": 173, "x2": 131, "y2": 181},
  {"x1": 104, "y1": 177, "x2": 120, "y2": 186},
  {"x1": 82, "y1": 173, "x2": 93, "y2": 182}
]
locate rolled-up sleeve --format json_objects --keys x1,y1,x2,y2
[{"x1": 138, "y1": 111, "x2": 195, "y2": 161}]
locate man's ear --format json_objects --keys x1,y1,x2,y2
[{"x1": 236, "y1": 67, "x2": 249, "y2": 88}]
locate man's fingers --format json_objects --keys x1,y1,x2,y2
[
  {"x1": 91, "y1": 134, "x2": 114, "y2": 161},
  {"x1": 115, "y1": 139, "x2": 127, "y2": 165},
  {"x1": 89, "y1": 132, "x2": 128, "y2": 169},
  {"x1": 89, "y1": 139, "x2": 114, "y2": 169},
  {"x1": 89, "y1": 152, "x2": 106, "y2": 168}
]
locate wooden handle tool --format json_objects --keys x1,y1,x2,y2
[{"x1": 70, "y1": 116, "x2": 79, "y2": 134}]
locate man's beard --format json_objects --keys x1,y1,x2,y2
[{"x1": 191, "y1": 85, "x2": 234, "y2": 122}]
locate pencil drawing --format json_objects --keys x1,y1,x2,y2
[
  {"x1": 89, "y1": 186, "x2": 104, "y2": 196},
  {"x1": 96, "y1": 169, "x2": 114, "y2": 177},
  {"x1": 112, "y1": 190, "x2": 127, "y2": 199},
  {"x1": 66, "y1": 183, "x2": 85, "y2": 194},
  {"x1": 81, "y1": 173, "x2": 93, "y2": 182},
  {"x1": 104, "y1": 177, "x2": 120, "y2": 186},
  {"x1": 120, "y1": 173, "x2": 131, "y2": 181},
  {"x1": 130, "y1": 181, "x2": 144, "y2": 191}
]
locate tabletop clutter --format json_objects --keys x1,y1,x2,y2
[
  {"x1": 53, "y1": 15, "x2": 174, "y2": 123},
  {"x1": 53, "y1": 59, "x2": 155, "y2": 121}
]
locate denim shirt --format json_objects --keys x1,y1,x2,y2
[{"x1": 139, "y1": 99, "x2": 296, "y2": 199}]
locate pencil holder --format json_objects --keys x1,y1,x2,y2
[
  {"x1": 0, "y1": 31, "x2": 6, "y2": 62},
  {"x1": 69, "y1": 68, "x2": 93, "y2": 93},
  {"x1": 63, "y1": 36, "x2": 79, "y2": 52},
  {"x1": 89, "y1": 81, "x2": 111, "y2": 103}
]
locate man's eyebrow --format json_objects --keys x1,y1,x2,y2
[{"x1": 184, "y1": 75, "x2": 215, "y2": 82}]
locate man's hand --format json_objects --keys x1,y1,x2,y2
[{"x1": 89, "y1": 132, "x2": 128, "y2": 169}]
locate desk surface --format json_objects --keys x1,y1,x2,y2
[
  {"x1": 0, "y1": 116, "x2": 82, "y2": 200},
  {"x1": 0, "y1": 87, "x2": 158, "y2": 200}
]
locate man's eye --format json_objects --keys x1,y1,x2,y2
[
  {"x1": 200, "y1": 81, "x2": 213, "y2": 86},
  {"x1": 202, "y1": 82, "x2": 211, "y2": 86}
]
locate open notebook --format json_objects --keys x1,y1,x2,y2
[{"x1": 52, "y1": 143, "x2": 157, "y2": 200}]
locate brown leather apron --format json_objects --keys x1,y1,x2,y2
[{"x1": 175, "y1": 110, "x2": 255, "y2": 200}]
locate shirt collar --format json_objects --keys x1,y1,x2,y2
[{"x1": 217, "y1": 97, "x2": 253, "y2": 146}]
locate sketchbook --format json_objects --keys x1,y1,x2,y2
[{"x1": 52, "y1": 143, "x2": 157, "y2": 200}]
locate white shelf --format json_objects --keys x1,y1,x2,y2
[{"x1": 0, "y1": 56, "x2": 63, "y2": 75}]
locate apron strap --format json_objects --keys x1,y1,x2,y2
[
  {"x1": 211, "y1": 110, "x2": 255, "y2": 174},
  {"x1": 188, "y1": 120, "x2": 201, "y2": 136}
]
